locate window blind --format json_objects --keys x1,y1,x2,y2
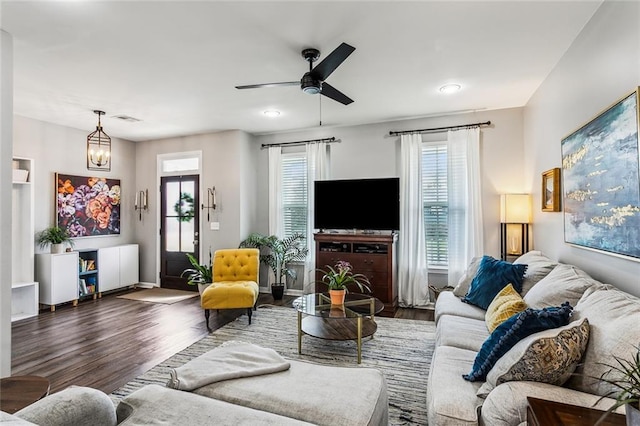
[
  {"x1": 422, "y1": 143, "x2": 448, "y2": 267},
  {"x1": 281, "y1": 152, "x2": 308, "y2": 247}
]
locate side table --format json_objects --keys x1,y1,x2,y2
[
  {"x1": 0, "y1": 375, "x2": 50, "y2": 414},
  {"x1": 527, "y1": 397, "x2": 626, "y2": 426}
]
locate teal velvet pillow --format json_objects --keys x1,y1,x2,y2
[
  {"x1": 462, "y1": 302, "x2": 574, "y2": 382},
  {"x1": 462, "y1": 255, "x2": 528, "y2": 310}
]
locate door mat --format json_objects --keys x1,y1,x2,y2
[{"x1": 116, "y1": 288, "x2": 199, "y2": 304}]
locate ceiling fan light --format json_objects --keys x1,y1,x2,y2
[
  {"x1": 302, "y1": 86, "x2": 321, "y2": 95},
  {"x1": 439, "y1": 83, "x2": 462, "y2": 94},
  {"x1": 300, "y1": 72, "x2": 321, "y2": 95}
]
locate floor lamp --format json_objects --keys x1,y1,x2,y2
[{"x1": 500, "y1": 194, "x2": 532, "y2": 261}]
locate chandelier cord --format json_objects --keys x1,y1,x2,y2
[{"x1": 319, "y1": 93, "x2": 322, "y2": 126}]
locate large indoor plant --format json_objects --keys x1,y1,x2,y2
[
  {"x1": 596, "y1": 347, "x2": 640, "y2": 425},
  {"x1": 36, "y1": 226, "x2": 74, "y2": 253},
  {"x1": 316, "y1": 260, "x2": 371, "y2": 305},
  {"x1": 239, "y1": 232, "x2": 308, "y2": 300},
  {"x1": 181, "y1": 252, "x2": 213, "y2": 295}
]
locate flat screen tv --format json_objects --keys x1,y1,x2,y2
[{"x1": 314, "y1": 177, "x2": 400, "y2": 231}]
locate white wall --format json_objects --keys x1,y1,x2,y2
[
  {"x1": 1, "y1": 30, "x2": 14, "y2": 377},
  {"x1": 238, "y1": 131, "x2": 258, "y2": 240},
  {"x1": 134, "y1": 130, "x2": 259, "y2": 284},
  {"x1": 524, "y1": 1, "x2": 640, "y2": 295},
  {"x1": 255, "y1": 107, "x2": 525, "y2": 260},
  {"x1": 12, "y1": 116, "x2": 137, "y2": 254}
]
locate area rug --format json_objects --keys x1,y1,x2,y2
[
  {"x1": 110, "y1": 305, "x2": 436, "y2": 425},
  {"x1": 116, "y1": 287, "x2": 198, "y2": 304}
]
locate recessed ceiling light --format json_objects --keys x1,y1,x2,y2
[
  {"x1": 263, "y1": 110, "x2": 281, "y2": 118},
  {"x1": 439, "y1": 84, "x2": 461, "y2": 94}
]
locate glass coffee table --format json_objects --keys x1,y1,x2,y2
[{"x1": 293, "y1": 293, "x2": 384, "y2": 364}]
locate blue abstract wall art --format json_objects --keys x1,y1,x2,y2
[{"x1": 561, "y1": 88, "x2": 640, "y2": 259}]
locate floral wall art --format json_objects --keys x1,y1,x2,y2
[
  {"x1": 561, "y1": 88, "x2": 640, "y2": 260},
  {"x1": 56, "y1": 173, "x2": 121, "y2": 237}
]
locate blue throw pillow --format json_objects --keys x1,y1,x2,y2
[
  {"x1": 462, "y1": 255, "x2": 528, "y2": 310},
  {"x1": 462, "y1": 302, "x2": 574, "y2": 382}
]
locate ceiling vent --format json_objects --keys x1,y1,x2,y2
[{"x1": 113, "y1": 114, "x2": 141, "y2": 123}]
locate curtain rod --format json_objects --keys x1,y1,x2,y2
[
  {"x1": 260, "y1": 137, "x2": 337, "y2": 149},
  {"x1": 388, "y1": 120, "x2": 491, "y2": 136}
]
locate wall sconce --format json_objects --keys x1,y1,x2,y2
[
  {"x1": 500, "y1": 194, "x2": 532, "y2": 261},
  {"x1": 201, "y1": 186, "x2": 217, "y2": 222},
  {"x1": 134, "y1": 189, "x2": 148, "y2": 221},
  {"x1": 87, "y1": 110, "x2": 111, "y2": 171}
]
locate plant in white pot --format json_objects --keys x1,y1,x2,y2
[
  {"x1": 239, "y1": 232, "x2": 308, "y2": 300},
  {"x1": 181, "y1": 252, "x2": 213, "y2": 295},
  {"x1": 36, "y1": 226, "x2": 74, "y2": 253},
  {"x1": 597, "y1": 346, "x2": 640, "y2": 426}
]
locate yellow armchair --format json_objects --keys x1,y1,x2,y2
[{"x1": 201, "y1": 248, "x2": 260, "y2": 331}]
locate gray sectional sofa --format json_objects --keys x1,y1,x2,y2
[
  {"x1": 427, "y1": 250, "x2": 640, "y2": 425},
  {"x1": 1, "y1": 358, "x2": 388, "y2": 426}
]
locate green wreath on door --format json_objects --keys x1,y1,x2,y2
[{"x1": 174, "y1": 192, "x2": 194, "y2": 222}]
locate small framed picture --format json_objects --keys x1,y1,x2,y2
[{"x1": 542, "y1": 168, "x2": 561, "y2": 212}]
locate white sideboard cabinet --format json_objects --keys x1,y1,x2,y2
[
  {"x1": 36, "y1": 244, "x2": 139, "y2": 310},
  {"x1": 36, "y1": 251, "x2": 80, "y2": 311},
  {"x1": 98, "y1": 244, "x2": 139, "y2": 294}
]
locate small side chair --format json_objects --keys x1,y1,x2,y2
[{"x1": 200, "y1": 248, "x2": 260, "y2": 331}]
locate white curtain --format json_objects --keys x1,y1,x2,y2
[
  {"x1": 303, "y1": 142, "x2": 330, "y2": 293},
  {"x1": 447, "y1": 128, "x2": 484, "y2": 286},
  {"x1": 268, "y1": 146, "x2": 283, "y2": 238},
  {"x1": 398, "y1": 134, "x2": 430, "y2": 307}
]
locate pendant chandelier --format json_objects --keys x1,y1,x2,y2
[{"x1": 87, "y1": 110, "x2": 111, "y2": 171}]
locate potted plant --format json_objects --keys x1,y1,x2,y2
[
  {"x1": 181, "y1": 252, "x2": 213, "y2": 295},
  {"x1": 239, "y1": 232, "x2": 308, "y2": 300},
  {"x1": 36, "y1": 226, "x2": 74, "y2": 254},
  {"x1": 596, "y1": 346, "x2": 640, "y2": 426},
  {"x1": 316, "y1": 260, "x2": 371, "y2": 305}
]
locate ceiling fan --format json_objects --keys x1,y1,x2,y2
[{"x1": 235, "y1": 42, "x2": 356, "y2": 105}]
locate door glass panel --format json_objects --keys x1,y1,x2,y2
[
  {"x1": 181, "y1": 220, "x2": 195, "y2": 252},
  {"x1": 165, "y1": 181, "x2": 180, "y2": 216},
  {"x1": 179, "y1": 182, "x2": 195, "y2": 223},
  {"x1": 165, "y1": 217, "x2": 180, "y2": 252}
]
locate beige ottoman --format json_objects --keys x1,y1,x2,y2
[{"x1": 195, "y1": 359, "x2": 389, "y2": 426}]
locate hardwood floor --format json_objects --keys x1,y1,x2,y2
[{"x1": 11, "y1": 289, "x2": 433, "y2": 395}]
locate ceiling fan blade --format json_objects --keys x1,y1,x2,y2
[
  {"x1": 321, "y1": 82, "x2": 354, "y2": 105},
  {"x1": 235, "y1": 81, "x2": 298, "y2": 89},
  {"x1": 309, "y1": 42, "x2": 355, "y2": 81}
]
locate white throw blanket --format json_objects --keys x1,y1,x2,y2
[{"x1": 166, "y1": 341, "x2": 291, "y2": 391}]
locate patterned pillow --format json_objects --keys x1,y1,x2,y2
[
  {"x1": 476, "y1": 318, "x2": 590, "y2": 398},
  {"x1": 485, "y1": 284, "x2": 528, "y2": 333},
  {"x1": 463, "y1": 302, "x2": 574, "y2": 382},
  {"x1": 463, "y1": 256, "x2": 528, "y2": 310}
]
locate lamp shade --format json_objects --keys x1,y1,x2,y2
[{"x1": 500, "y1": 194, "x2": 531, "y2": 223}]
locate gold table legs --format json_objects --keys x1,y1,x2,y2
[{"x1": 357, "y1": 316, "x2": 362, "y2": 364}]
